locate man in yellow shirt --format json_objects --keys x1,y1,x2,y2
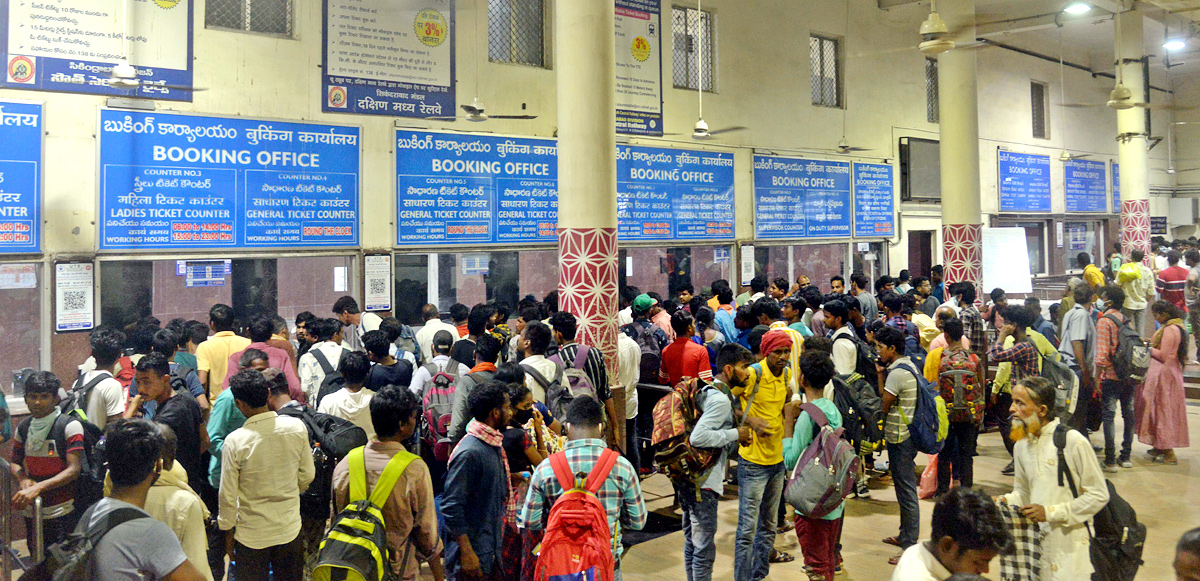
[
  {"x1": 195, "y1": 304, "x2": 251, "y2": 399},
  {"x1": 1080, "y1": 252, "x2": 1106, "y2": 291},
  {"x1": 732, "y1": 330, "x2": 792, "y2": 581}
]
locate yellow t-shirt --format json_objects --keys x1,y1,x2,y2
[
  {"x1": 735, "y1": 363, "x2": 791, "y2": 466},
  {"x1": 1083, "y1": 264, "x2": 1105, "y2": 290},
  {"x1": 195, "y1": 331, "x2": 251, "y2": 398}
]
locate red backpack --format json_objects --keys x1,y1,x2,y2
[{"x1": 534, "y1": 449, "x2": 619, "y2": 581}]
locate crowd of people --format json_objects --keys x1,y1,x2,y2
[{"x1": 2, "y1": 244, "x2": 1199, "y2": 581}]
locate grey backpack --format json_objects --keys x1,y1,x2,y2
[{"x1": 782, "y1": 404, "x2": 861, "y2": 518}]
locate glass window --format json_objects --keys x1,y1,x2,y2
[
  {"x1": 99, "y1": 256, "x2": 354, "y2": 332},
  {"x1": 925, "y1": 58, "x2": 939, "y2": 123},
  {"x1": 0, "y1": 263, "x2": 41, "y2": 395},
  {"x1": 206, "y1": 0, "x2": 293, "y2": 37},
  {"x1": 1031, "y1": 81, "x2": 1049, "y2": 139},
  {"x1": 851, "y1": 242, "x2": 888, "y2": 282},
  {"x1": 1062, "y1": 221, "x2": 1097, "y2": 271},
  {"x1": 1015, "y1": 222, "x2": 1047, "y2": 275},
  {"x1": 394, "y1": 249, "x2": 559, "y2": 326},
  {"x1": 620, "y1": 246, "x2": 731, "y2": 300},
  {"x1": 751, "y1": 243, "x2": 847, "y2": 294},
  {"x1": 489, "y1": 0, "x2": 546, "y2": 68},
  {"x1": 810, "y1": 35, "x2": 841, "y2": 108},
  {"x1": 672, "y1": 7, "x2": 714, "y2": 91}
]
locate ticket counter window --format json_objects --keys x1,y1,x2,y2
[
  {"x1": 1062, "y1": 222, "x2": 1099, "y2": 271},
  {"x1": 99, "y1": 256, "x2": 355, "y2": 333},
  {"x1": 851, "y1": 242, "x2": 889, "y2": 282},
  {"x1": 394, "y1": 249, "x2": 560, "y2": 326},
  {"x1": 753, "y1": 243, "x2": 847, "y2": 295},
  {"x1": 0, "y1": 263, "x2": 41, "y2": 394},
  {"x1": 619, "y1": 246, "x2": 732, "y2": 300}
]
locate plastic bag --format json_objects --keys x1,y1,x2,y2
[
  {"x1": 918, "y1": 454, "x2": 939, "y2": 499},
  {"x1": 1116, "y1": 262, "x2": 1141, "y2": 285}
]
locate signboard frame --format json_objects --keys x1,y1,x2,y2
[
  {"x1": 997, "y1": 150, "x2": 1051, "y2": 213},
  {"x1": 0, "y1": 98, "x2": 43, "y2": 254}
]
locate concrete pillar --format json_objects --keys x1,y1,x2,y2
[
  {"x1": 937, "y1": 0, "x2": 983, "y2": 294},
  {"x1": 1116, "y1": 11, "x2": 1151, "y2": 260},
  {"x1": 555, "y1": 0, "x2": 622, "y2": 400}
]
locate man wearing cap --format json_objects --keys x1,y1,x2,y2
[
  {"x1": 621, "y1": 294, "x2": 670, "y2": 357},
  {"x1": 733, "y1": 329, "x2": 794, "y2": 581}
]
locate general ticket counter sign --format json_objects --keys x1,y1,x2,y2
[
  {"x1": 2, "y1": 0, "x2": 193, "y2": 100},
  {"x1": 0, "y1": 100, "x2": 41, "y2": 253},
  {"x1": 1064, "y1": 159, "x2": 1106, "y2": 213},
  {"x1": 753, "y1": 156, "x2": 853, "y2": 239},
  {"x1": 853, "y1": 163, "x2": 894, "y2": 237},
  {"x1": 98, "y1": 111, "x2": 361, "y2": 250},
  {"x1": 998, "y1": 151, "x2": 1051, "y2": 212},
  {"x1": 617, "y1": 145, "x2": 734, "y2": 241}
]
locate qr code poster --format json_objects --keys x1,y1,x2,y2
[
  {"x1": 364, "y1": 254, "x2": 392, "y2": 312},
  {"x1": 56, "y1": 262, "x2": 94, "y2": 332}
]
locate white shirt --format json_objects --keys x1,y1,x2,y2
[
  {"x1": 617, "y1": 307, "x2": 633, "y2": 327},
  {"x1": 520, "y1": 354, "x2": 560, "y2": 404},
  {"x1": 1155, "y1": 254, "x2": 1169, "y2": 273},
  {"x1": 616, "y1": 332, "x2": 641, "y2": 419},
  {"x1": 360, "y1": 312, "x2": 383, "y2": 333},
  {"x1": 415, "y1": 319, "x2": 459, "y2": 365},
  {"x1": 298, "y1": 341, "x2": 349, "y2": 403},
  {"x1": 889, "y1": 542, "x2": 952, "y2": 581},
  {"x1": 830, "y1": 326, "x2": 858, "y2": 376},
  {"x1": 408, "y1": 355, "x2": 469, "y2": 396},
  {"x1": 218, "y1": 412, "x2": 315, "y2": 549},
  {"x1": 145, "y1": 463, "x2": 214, "y2": 581},
  {"x1": 74, "y1": 370, "x2": 126, "y2": 431},
  {"x1": 318, "y1": 387, "x2": 377, "y2": 440},
  {"x1": 939, "y1": 299, "x2": 961, "y2": 316},
  {"x1": 1002, "y1": 419, "x2": 1109, "y2": 581}
]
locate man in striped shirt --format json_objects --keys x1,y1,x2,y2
[
  {"x1": 1157, "y1": 249, "x2": 1189, "y2": 312},
  {"x1": 548, "y1": 311, "x2": 620, "y2": 449},
  {"x1": 519, "y1": 397, "x2": 646, "y2": 580}
]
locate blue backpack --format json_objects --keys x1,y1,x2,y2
[
  {"x1": 896, "y1": 363, "x2": 948, "y2": 455},
  {"x1": 904, "y1": 335, "x2": 928, "y2": 372}
]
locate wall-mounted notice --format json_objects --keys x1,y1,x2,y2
[
  {"x1": 55, "y1": 262, "x2": 93, "y2": 332},
  {"x1": 1112, "y1": 163, "x2": 1120, "y2": 212},
  {"x1": 981, "y1": 228, "x2": 1032, "y2": 294},
  {"x1": 395, "y1": 130, "x2": 558, "y2": 246},
  {"x1": 617, "y1": 145, "x2": 734, "y2": 241},
  {"x1": 184, "y1": 260, "x2": 226, "y2": 288},
  {"x1": 0, "y1": 263, "x2": 35, "y2": 289},
  {"x1": 1066, "y1": 223, "x2": 1087, "y2": 250},
  {"x1": 99, "y1": 110, "x2": 360, "y2": 250},
  {"x1": 615, "y1": 0, "x2": 663, "y2": 135},
  {"x1": 364, "y1": 254, "x2": 392, "y2": 311},
  {"x1": 753, "y1": 156, "x2": 851, "y2": 239},
  {"x1": 0, "y1": 100, "x2": 41, "y2": 253},
  {"x1": 1151, "y1": 216, "x2": 1167, "y2": 235},
  {"x1": 323, "y1": 0, "x2": 454, "y2": 117},
  {"x1": 740, "y1": 244, "x2": 755, "y2": 286},
  {"x1": 998, "y1": 151, "x2": 1051, "y2": 212},
  {"x1": 1, "y1": 0, "x2": 193, "y2": 100},
  {"x1": 1064, "y1": 159, "x2": 1107, "y2": 213},
  {"x1": 853, "y1": 163, "x2": 895, "y2": 237}
]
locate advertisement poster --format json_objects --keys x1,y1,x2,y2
[
  {"x1": 323, "y1": 0, "x2": 455, "y2": 117},
  {"x1": 99, "y1": 110, "x2": 360, "y2": 250},
  {"x1": 1, "y1": 0, "x2": 193, "y2": 99},
  {"x1": 1064, "y1": 159, "x2": 1106, "y2": 213},
  {"x1": 55, "y1": 261, "x2": 93, "y2": 332},
  {"x1": 998, "y1": 151, "x2": 1051, "y2": 212},
  {"x1": 0, "y1": 100, "x2": 41, "y2": 253},
  {"x1": 753, "y1": 156, "x2": 852, "y2": 239},
  {"x1": 853, "y1": 163, "x2": 895, "y2": 237},
  {"x1": 614, "y1": 0, "x2": 663, "y2": 135}
]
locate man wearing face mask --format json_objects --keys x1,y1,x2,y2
[{"x1": 999, "y1": 377, "x2": 1108, "y2": 581}]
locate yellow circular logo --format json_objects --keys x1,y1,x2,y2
[
  {"x1": 631, "y1": 36, "x2": 652, "y2": 62},
  {"x1": 153, "y1": 0, "x2": 180, "y2": 8},
  {"x1": 8, "y1": 56, "x2": 34, "y2": 83},
  {"x1": 414, "y1": 9, "x2": 448, "y2": 47}
]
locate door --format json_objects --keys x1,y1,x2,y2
[{"x1": 908, "y1": 231, "x2": 934, "y2": 279}]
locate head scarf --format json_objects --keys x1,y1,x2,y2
[{"x1": 760, "y1": 329, "x2": 792, "y2": 357}]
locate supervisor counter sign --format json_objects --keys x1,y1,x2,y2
[{"x1": 98, "y1": 110, "x2": 361, "y2": 250}]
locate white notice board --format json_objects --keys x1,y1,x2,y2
[
  {"x1": 982, "y1": 228, "x2": 1033, "y2": 294},
  {"x1": 55, "y1": 262, "x2": 94, "y2": 332},
  {"x1": 364, "y1": 254, "x2": 392, "y2": 312}
]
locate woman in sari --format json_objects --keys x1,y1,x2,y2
[{"x1": 1136, "y1": 300, "x2": 1190, "y2": 464}]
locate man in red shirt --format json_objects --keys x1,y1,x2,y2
[
  {"x1": 1157, "y1": 249, "x2": 1189, "y2": 312},
  {"x1": 659, "y1": 311, "x2": 714, "y2": 386}
]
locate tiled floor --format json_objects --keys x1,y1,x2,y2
[{"x1": 619, "y1": 402, "x2": 1200, "y2": 581}]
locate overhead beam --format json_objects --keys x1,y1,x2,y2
[{"x1": 877, "y1": 0, "x2": 919, "y2": 9}]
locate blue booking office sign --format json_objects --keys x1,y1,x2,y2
[
  {"x1": 998, "y1": 151, "x2": 1051, "y2": 212},
  {"x1": 0, "y1": 100, "x2": 41, "y2": 253},
  {"x1": 753, "y1": 156, "x2": 853, "y2": 239},
  {"x1": 1064, "y1": 159, "x2": 1107, "y2": 213},
  {"x1": 98, "y1": 110, "x2": 361, "y2": 250}
]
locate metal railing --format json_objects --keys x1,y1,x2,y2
[{"x1": 0, "y1": 454, "x2": 42, "y2": 576}]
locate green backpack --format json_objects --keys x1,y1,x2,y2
[{"x1": 313, "y1": 447, "x2": 418, "y2": 581}]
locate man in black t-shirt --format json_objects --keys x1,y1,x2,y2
[
  {"x1": 129, "y1": 352, "x2": 206, "y2": 493},
  {"x1": 363, "y1": 330, "x2": 413, "y2": 390}
]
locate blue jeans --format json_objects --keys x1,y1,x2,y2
[
  {"x1": 676, "y1": 482, "x2": 720, "y2": 581},
  {"x1": 1101, "y1": 379, "x2": 1134, "y2": 464},
  {"x1": 734, "y1": 459, "x2": 784, "y2": 581},
  {"x1": 886, "y1": 437, "x2": 920, "y2": 548}
]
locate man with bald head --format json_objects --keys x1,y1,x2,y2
[{"x1": 929, "y1": 307, "x2": 968, "y2": 352}]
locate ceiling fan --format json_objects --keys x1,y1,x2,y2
[
  {"x1": 669, "y1": 0, "x2": 745, "y2": 139},
  {"x1": 106, "y1": 0, "x2": 203, "y2": 93},
  {"x1": 1062, "y1": 12, "x2": 1191, "y2": 112}
]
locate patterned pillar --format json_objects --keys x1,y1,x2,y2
[
  {"x1": 943, "y1": 223, "x2": 982, "y2": 297},
  {"x1": 558, "y1": 227, "x2": 620, "y2": 382},
  {"x1": 1121, "y1": 199, "x2": 1151, "y2": 262}
]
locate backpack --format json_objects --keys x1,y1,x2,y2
[
  {"x1": 311, "y1": 348, "x2": 349, "y2": 409},
  {"x1": 16, "y1": 412, "x2": 105, "y2": 513},
  {"x1": 19, "y1": 503, "x2": 149, "y2": 581},
  {"x1": 832, "y1": 333, "x2": 879, "y2": 388},
  {"x1": 534, "y1": 450, "x2": 620, "y2": 581},
  {"x1": 782, "y1": 403, "x2": 861, "y2": 519},
  {"x1": 112, "y1": 356, "x2": 135, "y2": 389},
  {"x1": 278, "y1": 405, "x2": 369, "y2": 522},
  {"x1": 169, "y1": 365, "x2": 194, "y2": 395},
  {"x1": 1101, "y1": 314, "x2": 1151, "y2": 385},
  {"x1": 1053, "y1": 425, "x2": 1145, "y2": 581},
  {"x1": 904, "y1": 334, "x2": 928, "y2": 372},
  {"x1": 937, "y1": 349, "x2": 983, "y2": 424},
  {"x1": 896, "y1": 364, "x2": 948, "y2": 455},
  {"x1": 547, "y1": 345, "x2": 599, "y2": 420},
  {"x1": 627, "y1": 323, "x2": 664, "y2": 385},
  {"x1": 1030, "y1": 341, "x2": 1080, "y2": 419},
  {"x1": 314, "y1": 447, "x2": 418, "y2": 581},
  {"x1": 392, "y1": 329, "x2": 420, "y2": 363},
  {"x1": 420, "y1": 361, "x2": 460, "y2": 462},
  {"x1": 829, "y1": 373, "x2": 883, "y2": 449},
  {"x1": 521, "y1": 362, "x2": 566, "y2": 409},
  {"x1": 651, "y1": 379, "x2": 720, "y2": 493}
]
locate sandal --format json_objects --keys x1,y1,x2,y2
[
  {"x1": 888, "y1": 553, "x2": 903, "y2": 566},
  {"x1": 882, "y1": 536, "x2": 903, "y2": 547},
  {"x1": 778, "y1": 523, "x2": 793, "y2": 534},
  {"x1": 1153, "y1": 451, "x2": 1179, "y2": 465},
  {"x1": 769, "y1": 550, "x2": 795, "y2": 563}
]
